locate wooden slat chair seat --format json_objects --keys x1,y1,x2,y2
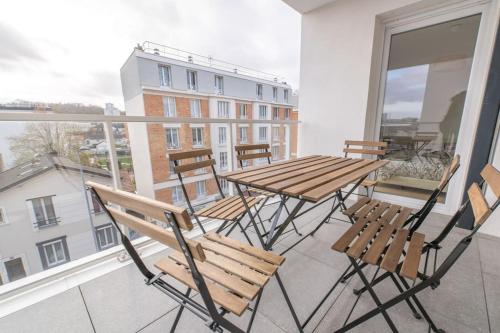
[
  {"x1": 85, "y1": 182, "x2": 301, "y2": 333},
  {"x1": 154, "y1": 232, "x2": 285, "y2": 315},
  {"x1": 319, "y1": 164, "x2": 500, "y2": 333},
  {"x1": 168, "y1": 148, "x2": 262, "y2": 244}
]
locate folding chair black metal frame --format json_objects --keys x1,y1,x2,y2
[
  {"x1": 86, "y1": 181, "x2": 304, "y2": 333},
  {"x1": 303, "y1": 163, "x2": 499, "y2": 333},
  {"x1": 235, "y1": 143, "x2": 302, "y2": 237},
  {"x1": 168, "y1": 148, "x2": 261, "y2": 245}
]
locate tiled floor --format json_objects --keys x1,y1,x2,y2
[{"x1": 1, "y1": 199, "x2": 499, "y2": 333}]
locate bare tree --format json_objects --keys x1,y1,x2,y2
[{"x1": 8, "y1": 122, "x2": 85, "y2": 164}]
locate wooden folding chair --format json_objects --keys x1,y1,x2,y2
[
  {"x1": 86, "y1": 181, "x2": 303, "y2": 333},
  {"x1": 337, "y1": 155, "x2": 460, "y2": 284},
  {"x1": 342, "y1": 140, "x2": 387, "y2": 197},
  {"x1": 305, "y1": 162, "x2": 499, "y2": 333},
  {"x1": 235, "y1": 143, "x2": 302, "y2": 237},
  {"x1": 168, "y1": 148, "x2": 262, "y2": 245}
]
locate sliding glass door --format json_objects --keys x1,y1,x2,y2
[{"x1": 376, "y1": 14, "x2": 481, "y2": 201}]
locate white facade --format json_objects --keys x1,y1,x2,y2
[
  {"x1": 0, "y1": 168, "x2": 113, "y2": 284},
  {"x1": 286, "y1": 0, "x2": 500, "y2": 234}
]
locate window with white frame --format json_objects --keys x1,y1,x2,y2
[
  {"x1": 239, "y1": 104, "x2": 247, "y2": 118},
  {"x1": 285, "y1": 108, "x2": 291, "y2": 120},
  {"x1": 187, "y1": 70, "x2": 197, "y2": 90},
  {"x1": 95, "y1": 224, "x2": 117, "y2": 250},
  {"x1": 192, "y1": 127, "x2": 204, "y2": 147},
  {"x1": 258, "y1": 148, "x2": 268, "y2": 163},
  {"x1": 241, "y1": 159, "x2": 249, "y2": 167},
  {"x1": 194, "y1": 156, "x2": 206, "y2": 174},
  {"x1": 28, "y1": 196, "x2": 57, "y2": 228},
  {"x1": 172, "y1": 185, "x2": 184, "y2": 203},
  {"x1": 0, "y1": 207, "x2": 7, "y2": 225},
  {"x1": 159, "y1": 65, "x2": 171, "y2": 87},
  {"x1": 215, "y1": 75, "x2": 224, "y2": 94},
  {"x1": 256, "y1": 84, "x2": 263, "y2": 100},
  {"x1": 217, "y1": 101, "x2": 229, "y2": 118},
  {"x1": 272, "y1": 146, "x2": 280, "y2": 161},
  {"x1": 196, "y1": 181, "x2": 206, "y2": 197},
  {"x1": 272, "y1": 87, "x2": 278, "y2": 101},
  {"x1": 163, "y1": 96, "x2": 176, "y2": 117},
  {"x1": 37, "y1": 237, "x2": 69, "y2": 269},
  {"x1": 219, "y1": 177, "x2": 229, "y2": 194},
  {"x1": 3, "y1": 257, "x2": 26, "y2": 282},
  {"x1": 239, "y1": 127, "x2": 248, "y2": 143},
  {"x1": 190, "y1": 99, "x2": 201, "y2": 118},
  {"x1": 219, "y1": 152, "x2": 228, "y2": 169},
  {"x1": 258, "y1": 127, "x2": 267, "y2": 142},
  {"x1": 165, "y1": 128, "x2": 180, "y2": 149},
  {"x1": 218, "y1": 127, "x2": 227, "y2": 145},
  {"x1": 259, "y1": 105, "x2": 267, "y2": 119},
  {"x1": 284, "y1": 89, "x2": 289, "y2": 102},
  {"x1": 273, "y1": 127, "x2": 280, "y2": 141},
  {"x1": 273, "y1": 107, "x2": 279, "y2": 120}
]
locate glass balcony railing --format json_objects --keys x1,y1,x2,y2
[{"x1": 0, "y1": 114, "x2": 298, "y2": 290}]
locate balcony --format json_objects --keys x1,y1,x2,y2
[{"x1": 0, "y1": 202, "x2": 499, "y2": 332}]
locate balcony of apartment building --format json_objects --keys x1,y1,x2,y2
[{"x1": 1, "y1": 0, "x2": 500, "y2": 332}]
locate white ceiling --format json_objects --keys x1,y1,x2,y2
[{"x1": 281, "y1": 0, "x2": 337, "y2": 13}]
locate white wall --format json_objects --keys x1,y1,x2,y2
[{"x1": 297, "y1": 0, "x2": 499, "y2": 219}]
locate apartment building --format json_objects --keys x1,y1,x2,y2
[
  {"x1": 120, "y1": 43, "x2": 298, "y2": 206},
  {"x1": 0, "y1": 154, "x2": 114, "y2": 284}
]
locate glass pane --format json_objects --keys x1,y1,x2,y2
[
  {"x1": 54, "y1": 242, "x2": 65, "y2": 261},
  {"x1": 377, "y1": 15, "x2": 481, "y2": 200},
  {"x1": 5, "y1": 258, "x2": 26, "y2": 282},
  {"x1": 31, "y1": 198, "x2": 45, "y2": 223},
  {"x1": 46, "y1": 245, "x2": 56, "y2": 264},
  {"x1": 43, "y1": 197, "x2": 56, "y2": 220}
]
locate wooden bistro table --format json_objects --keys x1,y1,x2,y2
[{"x1": 220, "y1": 155, "x2": 389, "y2": 253}]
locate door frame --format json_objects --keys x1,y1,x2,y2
[{"x1": 369, "y1": 0, "x2": 496, "y2": 215}]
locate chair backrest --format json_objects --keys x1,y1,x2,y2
[
  {"x1": 408, "y1": 155, "x2": 461, "y2": 233},
  {"x1": 431, "y1": 164, "x2": 500, "y2": 280},
  {"x1": 168, "y1": 148, "x2": 225, "y2": 213},
  {"x1": 343, "y1": 140, "x2": 387, "y2": 159},
  {"x1": 234, "y1": 143, "x2": 272, "y2": 168},
  {"x1": 86, "y1": 181, "x2": 206, "y2": 262}
]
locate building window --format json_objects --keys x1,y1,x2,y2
[
  {"x1": 190, "y1": 99, "x2": 201, "y2": 118},
  {"x1": 90, "y1": 192, "x2": 102, "y2": 214},
  {"x1": 196, "y1": 181, "x2": 206, "y2": 198},
  {"x1": 217, "y1": 101, "x2": 229, "y2": 118},
  {"x1": 272, "y1": 87, "x2": 278, "y2": 101},
  {"x1": 239, "y1": 104, "x2": 247, "y2": 118},
  {"x1": 219, "y1": 152, "x2": 228, "y2": 169},
  {"x1": 215, "y1": 75, "x2": 224, "y2": 94},
  {"x1": 169, "y1": 160, "x2": 176, "y2": 174},
  {"x1": 159, "y1": 65, "x2": 171, "y2": 87},
  {"x1": 0, "y1": 207, "x2": 7, "y2": 225},
  {"x1": 219, "y1": 177, "x2": 229, "y2": 194},
  {"x1": 95, "y1": 224, "x2": 118, "y2": 250},
  {"x1": 272, "y1": 146, "x2": 280, "y2": 161},
  {"x1": 284, "y1": 89, "x2": 289, "y2": 102},
  {"x1": 273, "y1": 107, "x2": 279, "y2": 120},
  {"x1": 259, "y1": 127, "x2": 268, "y2": 142},
  {"x1": 273, "y1": 127, "x2": 280, "y2": 141},
  {"x1": 256, "y1": 84, "x2": 263, "y2": 100},
  {"x1": 165, "y1": 128, "x2": 180, "y2": 149},
  {"x1": 192, "y1": 127, "x2": 204, "y2": 147},
  {"x1": 187, "y1": 70, "x2": 197, "y2": 90},
  {"x1": 259, "y1": 105, "x2": 267, "y2": 120},
  {"x1": 218, "y1": 127, "x2": 227, "y2": 145},
  {"x1": 3, "y1": 257, "x2": 26, "y2": 282},
  {"x1": 163, "y1": 96, "x2": 176, "y2": 117},
  {"x1": 37, "y1": 237, "x2": 70, "y2": 269},
  {"x1": 239, "y1": 127, "x2": 248, "y2": 143},
  {"x1": 172, "y1": 185, "x2": 184, "y2": 203},
  {"x1": 285, "y1": 108, "x2": 291, "y2": 120},
  {"x1": 29, "y1": 196, "x2": 58, "y2": 228}
]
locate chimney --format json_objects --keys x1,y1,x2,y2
[{"x1": 188, "y1": 55, "x2": 193, "y2": 63}]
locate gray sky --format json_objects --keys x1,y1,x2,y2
[{"x1": 0, "y1": 0, "x2": 301, "y2": 109}]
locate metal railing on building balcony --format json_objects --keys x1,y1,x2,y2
[{"x1": 140, "y1": 41, "x2": 288, "y2": 84}]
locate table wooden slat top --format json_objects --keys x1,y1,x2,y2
[{"x1": 221, "y1": 155, "x2": 389, "y2": 202}]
